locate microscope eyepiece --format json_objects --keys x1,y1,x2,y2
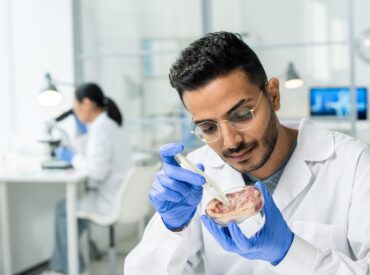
[{"x1": 55, "y1": 109, "x2": 73, "y2": 122}]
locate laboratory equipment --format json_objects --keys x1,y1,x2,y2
[{"x1": 40, "y1": 109, "x2": 73, "y2": 169}]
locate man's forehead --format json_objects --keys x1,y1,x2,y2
[
  {"x1": 183, "y1": 92, "x2": 258, "y2": 123},
  {"x1": 182, "y1": 71, "x2": 260, "y2": 119}
]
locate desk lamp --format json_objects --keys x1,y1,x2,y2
[{"x1": 38, "y1": 73, "x2": 63, "y2": 107}]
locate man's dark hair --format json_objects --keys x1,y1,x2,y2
[{"x1": 169, "y1": 31, "x2": 268, "y2": 100}]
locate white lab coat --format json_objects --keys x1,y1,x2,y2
[
  {"x1": 72, "y1": 112, "x2": 133, "y2": 215},
  {"x1": 124, "y1": 119, "x2": 370, "y2": 275}
]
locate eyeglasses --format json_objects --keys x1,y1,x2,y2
[{"x1": 190, "y1": 90, "x2": 264, "y2": 143}]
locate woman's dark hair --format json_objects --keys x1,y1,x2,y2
[
  {"x1": 75, "y1": 83, "x2": 123, "y2": 126},
  {"x1": 169, "y1": 31, "x2": 268, "y2": 101}
]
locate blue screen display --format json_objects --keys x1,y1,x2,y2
[{"x1": 310, "y1": 87, "x2": 368, "y2": 120}]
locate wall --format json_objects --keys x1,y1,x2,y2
[
  {"x1": 0, "y1": 0, "x2": 13, "y2": 153},
  {"x1": 11, "y1": 0, "x2": 75, "y2": 145},
  {"x1": 0, "y1": 0, "x2": 12, "y2": 267},
  {"x1": 1, "y1": 0, "x2": 75, "y2": 272}
]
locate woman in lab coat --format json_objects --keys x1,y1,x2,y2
[
  {"x1": 124, "y1": 32, "x2": 370, "y2": 274},
  {"x1": 47, "y1": 83, "x2": 133, "y2": 274}
]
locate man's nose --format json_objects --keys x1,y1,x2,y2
[{"x1": 218, "y1": 121, "x2": 243, "y2": 148}]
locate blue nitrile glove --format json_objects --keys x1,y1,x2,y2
[
  {"x1": 55, "y1": 146, "x2": 75, "y2": 163},
  {"x1": 73, "y1": 112, "x2": 87, "y2": 135},
  {"x1": 201, "y1": 181, "x2": 294, "y2": 265},
  {"x1": 148, "y1": 143, "x2": 206, "y2": 231}
]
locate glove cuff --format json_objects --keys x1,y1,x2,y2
[
  {"x1": 271, "y1": 232, "x2": 295, "y2": 266},
  {"x1": 162, "y1": 218, "x2": 188, "y2": 232},
  {"x1": 161, "y1": 208, "x2": 197, "y2": 232}
]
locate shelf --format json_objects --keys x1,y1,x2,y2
[
  {"x1": 280, "y1": 116, "x2": 362, "y2": 122},
  {"x1": 77, "y1": 49, "x2": 180, "y2": 60},
  {"x1": 126, "y1": 116, "x2": 184, "y2": 125},
  {"x1": 76, "y1": 40, "x2": 349, "y2": 60},
  {"x1": 253, "y1": 40, "x2": 348, "y2": 50}
]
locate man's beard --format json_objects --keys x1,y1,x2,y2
[{"x1": 222, "y1": 109, "x2": 279, "y2": 174}]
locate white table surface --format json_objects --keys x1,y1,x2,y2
[{"x1": 0, "y1": 161, "x2": 86, "y2": 275}]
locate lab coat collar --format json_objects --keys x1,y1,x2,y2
[
  {"x1": 90, "y1": 112, "x2": 108, "y2": 129},
  {"x1": 273, "y1": 118, "x2": 335, "y2": 211},
  {"x1": 294, "y1": 118, "x2": 335, "y2": 162}
]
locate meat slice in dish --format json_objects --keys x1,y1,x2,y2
[{"x1": 205, "y1": 186, "x2": 264, "y2": 225}]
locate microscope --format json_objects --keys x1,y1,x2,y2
[{"x1": 40, "y1": 109, "x2": 74, "y2": 169}]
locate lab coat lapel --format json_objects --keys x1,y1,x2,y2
[
  {"x1": 272, "y1": 119, "x2": 334, "y2": 211},
  {"x1": 272, "y1": 149, "x2": 312, "y2": 211}
]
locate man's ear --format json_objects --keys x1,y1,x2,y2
[{"x1": 265, "y1": 77, "x2": 280, "y2": 111}]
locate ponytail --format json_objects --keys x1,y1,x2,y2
[
  {"x1": 75, "y1": 83, "x2": 123, "y2": 126},
  {"x1": 105, "y1": 97, "x2": 123, "y2": 126}
]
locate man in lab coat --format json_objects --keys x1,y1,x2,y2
[{"x1": 124, "y1": 32, "x2": 370, "y2": 274}]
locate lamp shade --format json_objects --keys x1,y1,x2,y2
[
  {"x1": 284, "y1": 62, "x2": 304, "y2": 89},
  {"x1": 38, "y1": 73, "x2": 63, "y2": 107}
]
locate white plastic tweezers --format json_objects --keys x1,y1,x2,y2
[{"x1": 174, "y1": 153, "x2": 231, "y2": 207}]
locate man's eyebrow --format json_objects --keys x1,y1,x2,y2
[
  {"x1": 193, "y1": 97, "x2": 254, "y2": 125},
  {"x1": 193, "y1": 118, "x2": 212, "y2": 125},
  {"x1": 226, "y1": 98, "x2": 247, "y2": 116}
]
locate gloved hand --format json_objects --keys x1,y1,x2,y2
[
  {"x1": 148, "y1": 143, "x2": 206, "y2": 231},
  {"x1": 73, "y1": 112, "x2": 87, "y2": 135},
  {"x1": 55, "y1": 146, "x2": 75, "y2": 163},
  {"x1": 201, "y1": 181, "x2": 294, "y2": 266}
]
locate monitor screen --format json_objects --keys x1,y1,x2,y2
[{"x1": 310, "y1": 87, "x2": 368, "y2": 120}]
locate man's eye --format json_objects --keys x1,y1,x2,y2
[
  {"x1": 230, "y1": 109, "x2": 253, "y2": 122},
  {"x1": 198, "y1": 123, "x2": 217, "y2": 134}
]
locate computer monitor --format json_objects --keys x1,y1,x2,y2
[{"x1": 310, "y1": 87, "x2": 368, "y2": 120}]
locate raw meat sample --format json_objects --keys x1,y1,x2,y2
[{"x1": 205, "y1": 186, "x2": 263, "y2": 225}]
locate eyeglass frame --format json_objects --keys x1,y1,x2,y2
[{"x1": 190, "y1": 88, "x2": 265, "y2": 144}]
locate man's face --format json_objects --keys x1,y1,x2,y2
[{"x1": 183, "y1": 69, "x2": 280, "y2": 173}]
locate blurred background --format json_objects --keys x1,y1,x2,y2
[{"x1": 1, "y1": 0, "x2": 370, "y2": 274}]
